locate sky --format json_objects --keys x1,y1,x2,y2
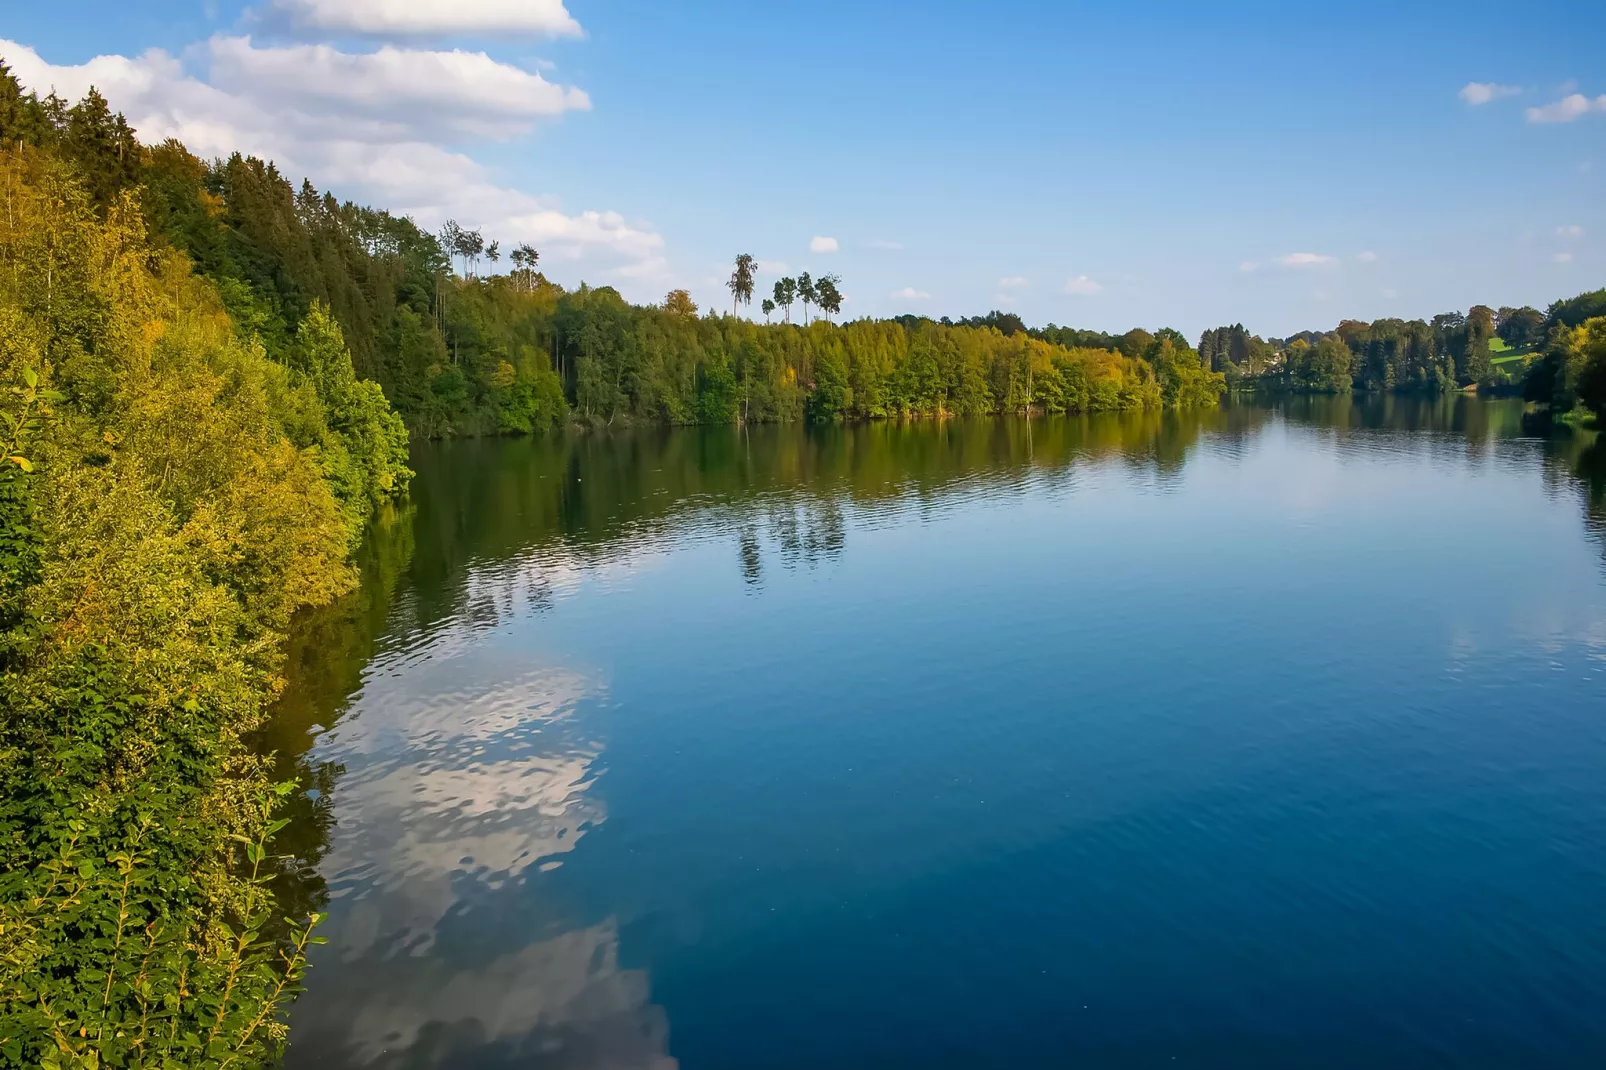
[{"x1": 3, "y1": 0, "x2": 1604, "y2": 338}]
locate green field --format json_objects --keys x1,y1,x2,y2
[{"x1": 1490, "y1": 337, "x2": 1540, "y2": 366}]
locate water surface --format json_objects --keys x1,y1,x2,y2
[{"x1": 266, "y1": 398, "x2": 1606, "y2": 1068}]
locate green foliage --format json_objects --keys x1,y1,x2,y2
[
  {"x1": 1, "y1": 802, "x2": 325, "y2": 1070},
  {"x1": 1496, "y1": 305, "x2": 1546, "y2": 349},
  {"x1": 288, "y1": 303, "x2": 413, "y2": 540},
  {"x1": 1528, "y1": 316, "x2": 1606, "y2": 422},
  {"x1": 1572, "y1": 319, "x2": 1606, "y2": 421},
  {"x1": 727, "y1": 253, "x2": 757, "y2": 316},
  {"x1": 1282, "y1": 337, "x2": 1354, "y2": 393},
  {"x1": 0, "y1": 64, "x2": 1226, "y2": 437},
  {"x1": 1547, "y1": 288, "x2": 1606, "y2": 331},
  {"x1": 1145, "y1": 334, "x2": 1226, "y2": 408},
  {"x1": 0, "y1": 118, "x2": 405, "y2": 1067}
]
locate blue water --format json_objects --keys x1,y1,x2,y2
[{"x1": 271, "y1": 398, "x2": 1606, "y2": 1068}]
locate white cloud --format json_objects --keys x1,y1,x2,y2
[
  {"x1": 270, "y1": 0, "x2": 583, "y2": 38},
  {"x1": 997, "y1": 276, "x2": 1027, "y2": 289},
  {"x1": 891, "y1": 287, "x2": 930, "y2": 301},
  {"x1": 1356, "y1": 250, "x2": 1378, "y2": 262},
  {"x1": 1064, "y1": 275, "x2": 1103, "y2": 295},
  {"x1": 1459, "y1": 82, "x2": 1521, "y2": 105},
  {"x1": 995, "y1": 293, "x2": 1018, "y2": 307},
  {"x1": 1239, "y1": 261, "x2": 1259, "y2": 272},
  {"x1": 809, "y1": 236, "x2": 839, "y2": 253},
  {"x1": 756, "y1": 260, "x2": 789, "y2": 275},
  {"x1": 0, "y1": 37, "x2": 665, "y2": 284},
  {"x1": 867, "y1": 239, "x2": 903, "y2": 250},
  {"x1": 1276, "y1": 252, "x2": 1336, "y2": 267},
  {"x1": 207, "y1": 36, "x2": 590, "y2": 141},
  {"x1": 1526, "y1": 93, "x2": 1606, "y2": 123},
  {"x1": 1556, "y1": 224, "x2": 1584, "y2": 239},
  {"x1": 1553, "y1": 252, "x2": 1573, "y2": 263},
  {"x1": 1382, "y1": 288, "x2": 1399, "y2": 299}
]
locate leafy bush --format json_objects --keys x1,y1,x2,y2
[{"x1": 0, "y1": 142, "x2": 404, "y2": 1068}]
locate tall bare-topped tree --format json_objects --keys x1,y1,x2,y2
[
  {"x1": 815, "y1": 274, "x2": 843, "y2": 323},
  {"x1": 440, "y1": 221, "x2": 484, "y2": 277},
  {"x1": 440, "y1": 220, "x2": 464, "y2": 274},
  {"x1": 797, "y1": 271, "x2": 817, "y2": 325},
  {"x1": 728, "y1": 253, "x2": 757, "y2": 317},
  {"x1": 509, "y1": 243, "x2": 540, "y2": 292},
  {"x1": 774, "y1": 277, "x2": 797, "y2": 323}
]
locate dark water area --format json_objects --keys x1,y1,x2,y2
[{"x1": 263, "y1": 397, "x2": 1606, "y2": 1068}]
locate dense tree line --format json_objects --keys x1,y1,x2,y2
[
  {"x1": 7, "y1": 62, "x2": 1604, "y2": 436},
  {"x1": 0, "y1": 76, "x2": 408, "y2": 1067},
  {"x1": 0, "y1": 66, "x2": 1223, "y2": 443},
  {"x1": 1194, "y1": 289, "x2": 1606, "y2": 424}
]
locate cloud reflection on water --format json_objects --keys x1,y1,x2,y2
[
  {"x1": 276, "y1": 398, "x2": 1606, "y2": 1068},
  {"x1": 287, "y1": 610, "x2": 676, "y2": 1067}
]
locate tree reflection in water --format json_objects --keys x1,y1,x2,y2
[{"x1": 259, "y1": 397, "x2": 1603, "y2": 1068}]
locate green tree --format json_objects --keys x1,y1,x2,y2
[
  {"x1": 1117, "y1": 328, "x2": 1155, "y2": 358},
  {"x1": 0, "y1": 141, "x2": 409, "y2": 1070},
  {"x1": 664, "y1": 288, "x2": 699, "y2": 318},
  {"x1": 815, "y1": 274, "x2": 843, "y2": 323},
  {"x1": 728, "y1": 252, "x2": 757, "y2": 317},
  {"x1": 1497, "y1": 306, "x2": 1545, "y2": 348},
  {"x1": 1547, "y1": 288, "x2": 1606, "y2": 330},
  {"x1": 509, "y1": 243, "x2": 540, "y2": 293},
  {"x1": 774, "y1": 277, "x2": 797, "y2": 323},
  {"x1": 61, "y1": 87, "x2": 140, "y2": 210},
  {"x1": 798, "y1": 271, "x2": 817, "y2": 325}
]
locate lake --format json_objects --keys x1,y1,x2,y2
[{"x1": 263, "y1": 397, "x2": 1606, "y2": 1069}]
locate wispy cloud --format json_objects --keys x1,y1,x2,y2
[
  {"x1": 1356, "y1": 250, "x2": 1378, "y2": 262},
  {"x1": 866, "y1": 239, "x2": 903, "y2": 251},
  {"x1": 1276, "y1": 252, "x2": 1336, "y2": 267},
  {"x1": 1556, "y1": 224, "x2": 1584, "y2": 239},
  {"x1": 757, "y1": 259, "x2": 789, "y2": 275},
  {"x1": 809, "y1": 235, "x2": 839, "y2": 253},
  {"x1": 997, "y1": 276, "x2": 1027, "y2": 289},
  {"x1": 1064, "y1": 275, "x2": 1103, "y2": 295},
  {"x1": 1239, "y1": 261, "x2": 1259, "y2": 273},
  {"x1": 891, "y1": 287, "x2": 930, "y2": 301},
  {"x1": 1459, "y1": 82, "x2": 1521, "y2": 105},
  {"x1": 1553, "y1": 252, "x2": 1573, "y2": 263},
  {"x1": 1526, "y1": 93, "x2": 1606, "y2": 123}
]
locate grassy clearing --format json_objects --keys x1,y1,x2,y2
[{"x1": 1490, "y1": 337, "x2": 1539, "y2": 366}]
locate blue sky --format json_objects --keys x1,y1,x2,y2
[{"x1": 4, "y1": 0, "x2": 1604, "y2": 338}]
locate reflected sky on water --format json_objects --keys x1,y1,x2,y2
[{"x1": 266, "y1": 398, "x2": 1606, "y2": 1069}]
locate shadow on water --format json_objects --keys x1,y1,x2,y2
[{"x1": 259, "y1": 395, "x2": 1605, "y2": 1069}]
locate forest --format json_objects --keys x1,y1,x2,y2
[
  {"x1": 6, "y1": 67, "x2": 1600, "y2": 441},
  {"x1": 1195, "y1": 294, "x2": 1606, "y2": 422},
  {"x1": 0, "y1": 73, "x2": 408, "y2": 1067},
  {"x1": 0, "y1": 69, "x2": 1227, "y2": 444}
]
